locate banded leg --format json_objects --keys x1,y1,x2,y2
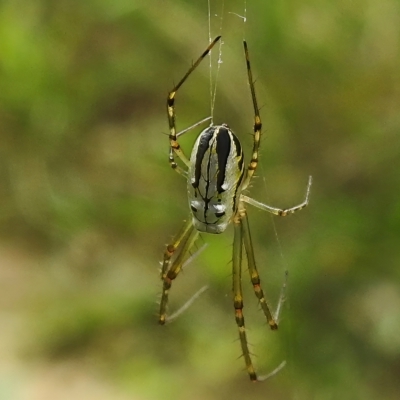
[
  {"x1": 160, "y1": 218, "x2": 193, "y2": 280},
  {"x1": 239, "y1": 204, "x2": 278, "y2": 330},
  {"x1": 241, "y1": 40, "x2": 262, "y2": 191},
  {"x1": 241, "y1": 175, "x2": 312, "y2": 216},
  {"x1": 167, "y1": 36, "x2": 221, "y2": 174},
  {"x1": 159, "y1": 222, "x2": 199, "y2": 325},
  {"x1": 232, "y1": 213, "x2": 257, "y2": 381}
]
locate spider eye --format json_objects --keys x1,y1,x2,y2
[
  {"x1": 215, "y1": 211, "x2": 226, "y2": 218},
  {"x1": 190, "y1": 205, "x2": 197, "y2": 213}
]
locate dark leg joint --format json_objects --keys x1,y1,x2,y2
[
  {"x1": 251, "y1": 276, "x2": 260, "y2": 285},
  {"x1": 167, "y1": 95, "x2": 175, "y2": 106},
  {"x1": 254, "y1": 122, "x2": 262, "y2": 131},
  {"x1": 250, "y1": 372, "x2": 258, "y2": 382}
]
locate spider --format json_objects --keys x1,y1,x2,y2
[{"x1": 158, "y1": 36, "x2": 312, "y2": 381}]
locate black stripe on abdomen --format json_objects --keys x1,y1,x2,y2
[
  {"x1": 216, "y1": 126, "x2": 231, "y2": 193},
  {"x1": 193, "y1": 127, "x2": 214, "y2": 188}
]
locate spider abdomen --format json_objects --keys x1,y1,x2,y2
[{"x1": 187, "y1": 124, "x2": 244, "y2": 234}]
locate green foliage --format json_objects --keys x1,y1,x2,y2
[{"x1": 1, "y1": 0, "x2": 400, "y2": 399}]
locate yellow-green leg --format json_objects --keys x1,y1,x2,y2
[
  {"x1": 159, "y1": 220, "x2": 199, "y2": 325},
  {"x1": 232, "y1": 212, "x2": 258, "y2": 382},
  {"x1": 240, "y1": 206, "x2": 278, "y2": 330}
]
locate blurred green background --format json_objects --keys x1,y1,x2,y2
[{"x1": 1, "y1": 0, "x2": 399, "y2": 399}]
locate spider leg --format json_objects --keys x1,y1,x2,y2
[
  {"x1": 177, "y1": 116, "x2": 212, "y2": 138},
  {"x1": 159, "y1": 219, "x2": 199, "y2": 325},
  {"x1": 239, "y1": 204, "x2": 278, "y2": 330},
  {"x1": 170, "y1": 117, "x2": 213, "y2": 178},
  {"x1": 164, "y1": 242, "x2": 209, "y2": 323},
  {"x1": 160, "y1": 218, "x2": 193, "y2": 280},
  {"x1": 274, "y1": 270, "x2": 288, "y2": 324},
  {"x1": 233, "y1": 211, "x2": 258, "y2": 382},
  {"x1": 241, "y1": 40, "x2": 262, "y2": 191},
  {"x1": 167, "y1": 37, "x2": 221, "y2": 174},
  {"x1": 241, "y1": 175, "x2": 312, "y2": 216},
  {"x1": 168, "y1": 148, "x2": 187, "y2": 176},
  {"x1": 167, "y1": 285, "x2": 208, "y2": 323}
]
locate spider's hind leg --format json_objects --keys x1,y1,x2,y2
[
  {"x1": 233, "y1": 203, "x2": 288, "y2": 382},
  {"x1": 240, "y1": 205, "x2": 280, "y2": 330},
  {"x1": 232, "y1": 209, "x2": 258, "y2": 381}
]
